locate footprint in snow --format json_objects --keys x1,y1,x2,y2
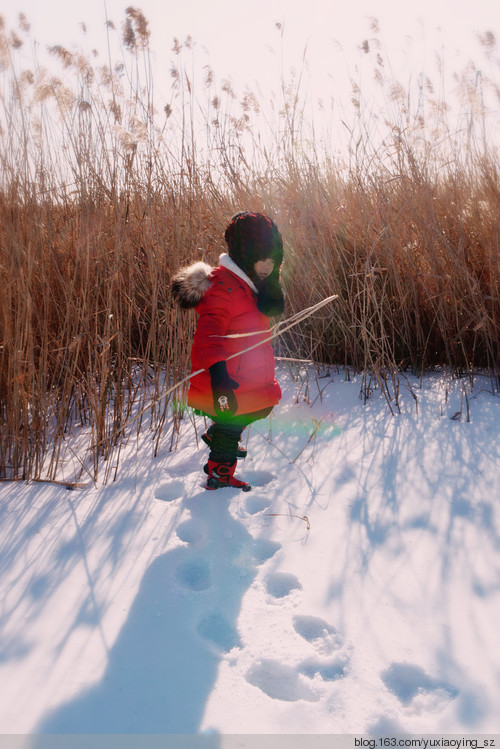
[
  {"x1": 242, "y1": 470, "x2": 276, "y2": 488},
  {"x1": 245, "y1": 643, "x2": 349, "y2": 703},
  {"x1": 251, "y1": 539, "x2": 281, "y2": 565},
  {"x1": 293, "y1": 614, "x2": 343, "y2": 655},
  {"x1": 176, "y1": 519, "x2": 205, "y2": 546},
  {"x1": 246, "y1": 658, "x2": 319, "y2": 703},
  {"x1": 245, "y1": 495, "x2": 270, "y2": 515},
  {"x1": 264, "y1": 572, "x2": 302, "y2": 599},
  {"x1": 155, "y1": 480, "x2": 184, "y2": 502},
  {"x1": 292, "y1": 615, "x2": 349, "y2": 685},
  {"x1": 197, "y1": 610, "x2": 241, "y2": 653},
  {"x1": 298, "y1": 655, "x2": 348, "y2": 682},
  {"x1": 381, "y1": 662, "x2": 459, "y2": 706},
  {"x1": 175, "y1": 559, "x2": 211, "y2": 591}
]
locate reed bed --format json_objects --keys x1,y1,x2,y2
[{"x1": 0, "y1": 11, "x2": 499, "y2": 481}]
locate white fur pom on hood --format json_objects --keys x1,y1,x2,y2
[{"x1": 171, "y1": 261, "x2": 213, "y2": 309}]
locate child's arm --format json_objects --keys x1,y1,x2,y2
[
  {"x1": 193, "y1": 293, "x2": 231, "y2": 370},
  {"x1": 194, "y1": 290, "x2": 240, "y2": 415}
]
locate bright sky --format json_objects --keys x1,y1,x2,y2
[
  {"x1": 4, "y1": 0, "x2": 499, "y2": 83},
  {"x1": 3, "y1": 0, "x2": 500, "y2": 132}
]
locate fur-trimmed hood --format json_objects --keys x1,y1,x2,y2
[
  {"x1": 171, "y1": 261, "x2": 214, "y2": 309},
  {"x1": 171, "y1": 254, "x2": 259, "y2": 309}
]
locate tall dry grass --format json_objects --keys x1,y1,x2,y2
[{"x1": 0, "y1": 11, "x2": 499, "y2": 481}]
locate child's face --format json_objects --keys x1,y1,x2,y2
[{"x1": 253, "y1": 258, "x2": 275, "y2": 280}]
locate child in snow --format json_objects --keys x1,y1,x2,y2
[{"x1": 172, "y1": 211, "x2": 285, "y2": 490}]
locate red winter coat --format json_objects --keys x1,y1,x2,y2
[{"x1": 185, "y1": 264, "x2": 281, "y2": 417}]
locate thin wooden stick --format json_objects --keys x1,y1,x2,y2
[
  {"x1": 100, "y1": 294, "x2": 339, "y2": 440},
  {"x1": 266, "y1": 513, "x2": 311, "y2": 530}
]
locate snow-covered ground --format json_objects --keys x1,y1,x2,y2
[{"x1": 1, "y1": 367, "x2": 499, "y2": 736}]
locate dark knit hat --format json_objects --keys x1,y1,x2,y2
[{"x1": 224, "y1": 211, "x2": 283, "y2": 279}]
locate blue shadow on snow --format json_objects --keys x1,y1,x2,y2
[{"x1": 33, "y1": 489, "x2": 262, "y2": 736}]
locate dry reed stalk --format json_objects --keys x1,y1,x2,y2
[{"x1": 0, "y1": 13, "x2": 499, "y2": 482}]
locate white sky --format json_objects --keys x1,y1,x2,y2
[
  {"x1": 4, "y1": 0, "x2": 499, "y2": 82},
  {"x1": 2, "y1": 0, "x2": 500, "y2": 133}
]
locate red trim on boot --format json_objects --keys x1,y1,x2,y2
[{"x1": 205, "y1": 459, "x2": 251, "y2": 491}]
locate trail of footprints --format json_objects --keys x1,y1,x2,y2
[
  {"x1": 158, "y1": 475, "x2": 459, "y2": 712},
  {"x1": 164, "y1": 482, "x2": 351, "y2": 705},
  {"x1": 246, "y1": 614, "x2": 349, "y2": 703}
]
